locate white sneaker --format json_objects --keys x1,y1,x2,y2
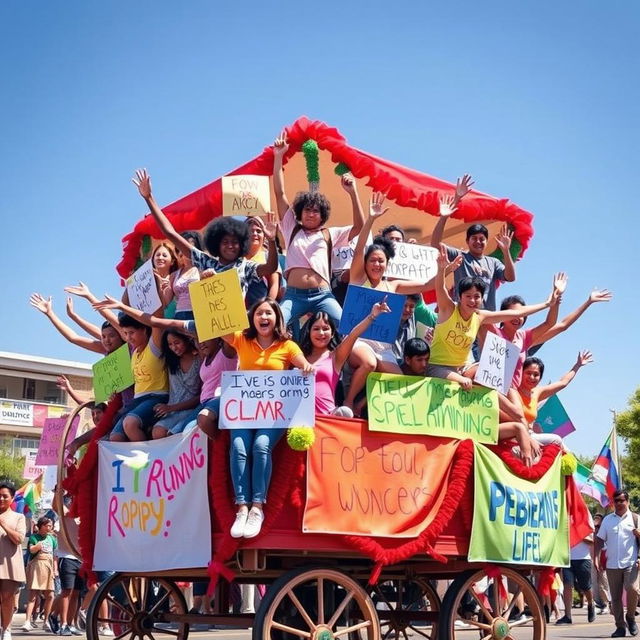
[
  {"x1": 69, "y1": 626, "x2": 83, "y2": 636},
  {"x1": 21, "y1": 622, "x2": 35, "y2": 632},
  {"x1": 98, "y1": 626, "x2": 115, "y2": 637},
  {"x1": 243, "y1": 507, "x2": 264, "y2": 539},
  {"x1": 230, "y1": 509, "x2": 248, "y2": 538},
  {"x1": 2, "y1": 629, "x2": 11, "y2": 640}
]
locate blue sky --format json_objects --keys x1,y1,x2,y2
[{"x1": 1, "y1": 1, "x2": 637, "y2": 456}]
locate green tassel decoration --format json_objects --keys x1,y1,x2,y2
[
  {"x1": 334, "y1": 163, "x2": 351, "y2": 176},
  {"x1": 141, "y1": 235, "x2": 152, "y2": 260},
  {"x1": 302, "y1": 139, "x2": 320, "y2": 192}
]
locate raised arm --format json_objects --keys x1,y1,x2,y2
[
  {"x1": 529, "y1": 273, "x2": 567, "y2": 345},
  {"x1": 480, "y1": 296, "x2": 552, "y2": 325},
  {"x1": 537, "y1": 351, "x2": 593, "y2": 402},
  {"x1": 256, "y1": 213, "x2": 279, "y2": 280},
  {"x1": 333, "y1": 298, "x2": 391, "y2": 371},
  {"x1": 65, "y1": 297, "x2": 102, "y2": 340},
  {"x1": 349, "y1": 192, "x2": 389, "y2": 285},
  {"x1": 272, "y1": 131, "x2": 290, "y2": 220},
  {"x1": 65, "y1": 281, "x2": 125, "y2": 339},
  {"x1": 433, "y1": 245, "x2": 459, "y2": 322},
  {"x1": 30, "y1": 294, "x2": 105, "y2": 354},
  {"x1": 132, "y1": 169, "x2": 193, "y2": 256},
  {"x1": 56, "y1": 375, "x2": 92, "y2": 406},
  {"x1": 430, "y1": 174, "x2": 474, "y2": 248},
  {"x1": 495, "y1": 223, "x2": 516, "y2": 282},
  {"x1": 341, "y1": 174, "x2": 366, "y2": 240}
]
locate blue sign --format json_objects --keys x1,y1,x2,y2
[{"x1": 338, "y1": 285, "x2": 405, "y2": 343}]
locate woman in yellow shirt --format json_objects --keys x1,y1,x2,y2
[{"x1": 199, "y1": 298, "x2": 314, "y2": 540}]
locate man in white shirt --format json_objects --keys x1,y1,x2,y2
[{"x1": 595, "y1": 490, "x2": 640, "y2": 637}]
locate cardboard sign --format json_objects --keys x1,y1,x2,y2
[
  {"x1": 367, "y1": 373, "x2": 499, "y2": 444},
  {"x1": 468, "y1": 443, "x2": 568, "y2": 566},
  {"x1": 219, "y1": 370, "x2": 315, "y2": 430},
  {"x1": 126, "y1": 259, "x2": 162, "y2": 314},
  {"x1": 92, "y1": 344, "x2": 134, "y2": 404},
  {"x1": 338, "y1": 285, "x2": 405, "y2": 342},
  {"x1": 535, "y1": 395, "x2": 575, "y2": 437},
  {"x1": 36, "y1": 416, "x2": 80, "y2": 466},
  {"x1": 222, "y1": 175, "x2": 271, "y2": 217},
  {"x1": 94, "y1": 429, "x2": 210, "y2": 571},
  {"x1": 386, "y1": 242, "x2": 438, "y2": 282},
  {"x1": 332, "y1": 234, "x2": 372, "y2": 272},
  {"x1": 474, "y1": 332, "x2": 520, "y2": 394},
  {"x1": 304, "y1": 416, "x2": 460, "y2": 537},
  {"x1": 23, "y1": 451, "x2": 46, "y2": 480},
  {"x1": 189, "y1": 270, "x2": 249, "y2": 341}
]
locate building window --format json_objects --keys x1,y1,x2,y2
[{"x1": 22, "y1": 378, "x2": 36, "y2": 400}]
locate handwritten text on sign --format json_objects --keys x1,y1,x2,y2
[
  {"x1": 94, "y1": 430, "x2": 210, "y2": 571},
  {"x1": 474, "y1": 332, "x2": 520, "y2": 394},
  {"x1": 332, "y1": 234, "x2": 372, "y2": 272},
  {"x1": 219, "y1": 370, "x2": 315, "y2": 429},
  {"x1": 36, "y1": 416, "x2": 80, "y2": 466},
  {"x1": 23, "y1": 451, "x2": 45, "y2": 480},
  {"x1": 92, "y1": 344, "x2": 134, "y2": 404},
  {"x1": 304, "y1": 416, "x2": 459, "y2": 537},
  {"x1": 189, "y1": 269, "x2": 249, "y2": 341},
  {"x1": 338, "y1": 285, "x2": 405, "y2": 343},
  {"x1": 367, "y1": 373, "x2": 499, "y2": 444},
  {"x1": 221, "y1": 175, "x2": 271, "y2": 216},
  {"x1": 126, "y1": 259, "x2": 162, "y2": 315},
  {"x1": 386, "y1": 242, "x2": 438, "y2": 282},
  {"x1": 468, "y1": 443, "x2": 568, "y2": 566}
]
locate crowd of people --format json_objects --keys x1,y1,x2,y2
[{"x1": 9, "y1": 131, "x2": 621, "y2": 635}]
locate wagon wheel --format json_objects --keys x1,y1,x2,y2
[
  {"x1": 438, "y1": 567, "x2": 545, "y2": 640},
  {"x1": 254, "y1": 567, "x2": 381, "y2": 640},
  {"x1": 86, "y1": 573, "x2": 190, "y2": 640},
  {"x1": 372, "y1": 578, "x2": 440, "y2": 640}
]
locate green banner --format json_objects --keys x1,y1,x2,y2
[
  {"x1": 366, "y1": 373, "x2": 499, "y2": 444},
  {"x1": 92, "y1": 344, "x2": 134, "y2": 404},
  {"x1": 468, "y1": 443, "x2": 569, "y2": 566}
]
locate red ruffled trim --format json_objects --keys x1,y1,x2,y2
[{"x1": 116, "y1": 116, "x2": 535, "y2": 279}]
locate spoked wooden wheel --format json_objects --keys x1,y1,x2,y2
[
  {"x1": 86, "y1": 573, "x2": 189, "y2": 640},
  {"x1": 372, "y1": 578, "x2": 440, "y2": 640},
  {"x1": 438, "y1": 568, "x2": 545, "y2": 640},
  {"x1": 254, "y1": 567, "x2": 381, "y2": 640}
]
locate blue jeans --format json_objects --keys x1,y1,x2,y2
[
  {"x1": 280, "y1": 286, "x2": 343, "y2": 337},
  {"x1": 110, "y1": 393, "x2": 169, "y2": 438},
  {"x1": 230, "y1": 429, "x2": 285, "y2": 504}
]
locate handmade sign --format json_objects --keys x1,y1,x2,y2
[
  {"x1": 474, "y1": 332, "x2": 520, "y2": 394},
  {"x1": 332, "y1": 233, "x2": 372, "y2": 272},
  {"x1": 304, "y1": 415, "x2": 459, "y2": 536},
  {"x1": 221, "y1": 175, "x2": 271, "y2": 216},
  {"x1": 23, "y1": 451, "x2": 45, "y2": 480},
  {"x1": 93, "y1": 429, "x2": 210, "y2": 571},
  {"x1": 367, "y1": 373, "x2": 499, "y2": 444},
  {"x1": 535, "y1": 395, "x2": 575, "y2": 437},
  {"x1": 386, "y1": 242, "x2": 438, "y2": 282},
  {"x1": 338, "y1": 285, "x2": 405, "y2": 342},
  {"x1": 219, "y1": 370, "x2": 315, "y2": 430},
  {"x1": 126, "y1": 259, "x2": 162, "y2": 314},
  {"x1": 468, "y1": 443, "x2": 568, "y2": 566},
  {"x1": 92, "y1": 344, "x2": 134, "y2": 403},
  {"x1": 189, "y1": 269, "x2": 249, "y2": 341},
  {"x1": 36, "y1": 416, "x2": 80, "y2": 466}
]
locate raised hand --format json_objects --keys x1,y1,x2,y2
[
  {"x1": 30, "y1": 293, "x2": 52, "y2": 315},
  {"x1": 263, "y1": 212, "x2": 279, "y2": 241},
  {"x1": 576, "y1": 350, "x2": 594, "y2": 367},
  {"x1": 495, "y1": 224, "x2": 513, "y2": 252},
  {"x1": 437, "y1": 243, "x2": 450, "y2": 270},
  {"x1": 454, "y1": 173, "x2": 474, "y2": 202},
  {"x1": 445, "y1": 253, "x2": 463, "y2": 274},
  {"x1": 132, "y1": 169, "x2": 152, "y2": 200},
  {"x1": 273, "y1": 130, "x2": 289, "y2": 156},
  {"x1": 589, "y1": 289, "x2": 612, "y2": 304},
  {"x1": 438, "y1": 194, "x2": 457, "y2": 218},
  {"x1": 340, "y1": 173, "x2": 356, "y2": 194},
  {"x1": 553, "y1": 272, "x2": 568, "y2": 296},
  {"x1": 64, "y1": 281, "x2": 93, "y2": 300},
  {"x1": 56, "y1": 375, "x2": 71, "y2": 392},
  {"x1": 369, "y1": 192, "x2": 390, "y2": 220},
  {"x1": 92, "y1": 294, "x2": 122, "y2": 311},
  {"x1": 66, "y1": 297, "x2": 74, "y2": 316},
  {"x1": 371, "y1": 296, "x2": 391, "y2": 319}
]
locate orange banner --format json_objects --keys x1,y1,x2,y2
[{"x1": 303, "y1": 416, "x2": 460, "y2": 537}]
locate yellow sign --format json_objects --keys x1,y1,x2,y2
[
  {"x1": 189, "y1": 269, "x2": 249, "y2": 341},
  {"x1": 221, "y1": 175, "x2": 271, "y2": 216}
]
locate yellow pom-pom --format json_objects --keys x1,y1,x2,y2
[
  {"x1": 287, "y1": 426, "x2": 316, "y2": 451},
  {"x1": 561, "y1": 452, "x2": 577, "y2": 476}
]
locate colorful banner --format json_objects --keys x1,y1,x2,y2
[
  {"x1": 386, "y1": 242, "x2": 438, "y2": 282},
  {"x1": 23, "y1": 451, "x2": 46, "y2": 480},
  {"x1": 219, "y1": 370, "x2": 315, "y2": 429},
  {"x1": 94, "y1": 429, "x2": 210, "y2": 571},
  {"x1": 474, "y1": 332, "x2": 520, "y2": 394},
  {"x1": 338, "y1": 286, "x2": 405, "y2": 343},
  {"x1": 189, "y1": 270, "x2": 249, "y2": 341},
  {"x1": 0, "y1": 400, "x2": 34, "y2": 426},
  {"x1": 534, "y1": 395, "x2": 575, "y2": 437},
  {"x1": 303, "y1": 415, "x2": 459, "y2": 537},
  {"x1": 36, "y1": 416, "x2": 80, "y2": 465},
  {"x1": 92, "y1": 344, "x2": 135, "y2": 404},
  {"x1": 221, "y1": 175, "x2": 271, "y2": 216},
  {"x1": 367, "y1": 373, "x2": 499, "y2": 444},
  {"x1": 468, "y1": 443, "x2": 568, "y2": 566},
  {"x1": 126, "y1": 259, "x2": 162, "y2": 314}
]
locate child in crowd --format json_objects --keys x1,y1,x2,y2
[{"x1": 401, "y1": 338, "x2": 431, "y2": 377}]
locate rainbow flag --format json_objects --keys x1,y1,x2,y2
[
  {"x1": 535, "y1": 394, "x2": 575, "y2": 437},
  {"x1": 574, "y1": 461, "x2": 608, "y2": 506},
  {"x1": 12, "y1": 475, "x2": 43, "y2": 516},
  {"x1": 589, "y1": 427, "x2": 621, "y2": 507}
]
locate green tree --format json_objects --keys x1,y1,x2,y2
[
  {"x1": 615, "y1": 388, "x2": 640, "y2": 509},
  {"x1": 0, "y1": 441, "x2": 27, "y2": 488}
]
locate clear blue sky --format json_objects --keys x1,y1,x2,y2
[{"x1": 1, "y1": 1, "x2": 637, "y2": 457}]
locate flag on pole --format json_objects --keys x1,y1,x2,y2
[
  {"x1": 535, "y1": 395, "x2": 576, "y2": 437},
  {"x1": 589, "y1": 426, "x2": 621, "y2": 506},
  {"x1": 12, "y1": 475, "x2": 43, "y2": 515},
  {"x1": 574, "y1": 461, "x2": 608, "y2": 506}
]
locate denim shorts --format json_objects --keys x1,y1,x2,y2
[
  {"x1": 168, "y1": 397, "x2": 220, "y2": 435},
  {"x1": 110, "y1": 393, "x2": 169, "y2": 437}
]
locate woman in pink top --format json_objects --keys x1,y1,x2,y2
[
  {"x1": 161, "y1": 231, "x2": 202, "y2": 320},
  {"x1": 299, "y1": 300, "x2": 391, "y2": 417}
]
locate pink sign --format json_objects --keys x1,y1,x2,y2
[
  {"x1": 36, "y1": 416, "x2": 79, "y2": 466},
  {"x1": 23, "y1": 451, "x2": 45, "y2": 480}
]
